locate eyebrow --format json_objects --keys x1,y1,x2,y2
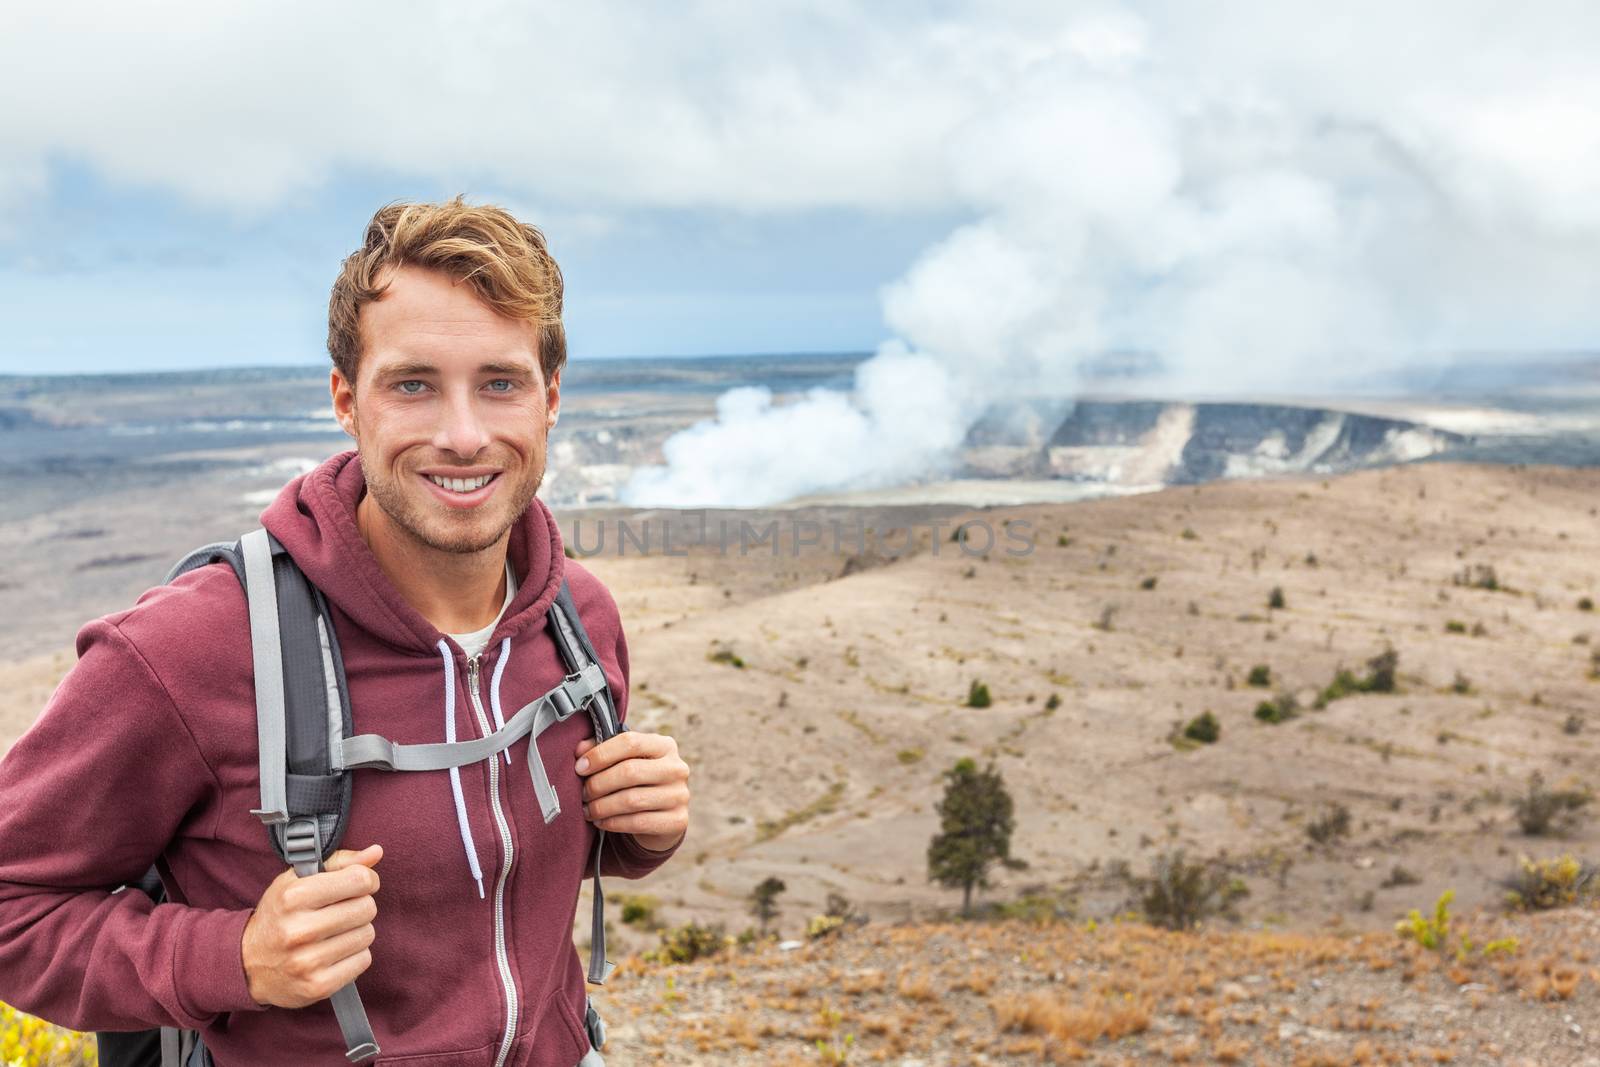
[{"x1": 375, "y1": 360, "x2": 537, "y2": 379}]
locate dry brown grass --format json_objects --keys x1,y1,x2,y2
[
  {"x1": 991, "y1": 988, "x2": 1153, "y2": 1044},
  {"x1": 594, "y1": 903, "x2": 1600, "y2": 1065},
  {"x1": 895, "y1": 967, "x2": 937, "y2": 1003}
]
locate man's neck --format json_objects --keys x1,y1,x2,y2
[{"x1": 355, "y1": 494, "x2": 510, "y2": 636}]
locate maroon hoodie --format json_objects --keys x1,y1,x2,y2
[{"x1": 0, "y1": 451, "x2": 679, "y2": 1066}]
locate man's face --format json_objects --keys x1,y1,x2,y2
[{"x1": 330, "y1": 265, "x2": 560, "y2": 556}]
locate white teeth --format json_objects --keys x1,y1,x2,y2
[{"x1": 429, "y1": 474, "x2": 493, "y2": 493}]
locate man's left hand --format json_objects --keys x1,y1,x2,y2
[{"x1": 574, "y1": 732, "x2": 690, "y2": 852}]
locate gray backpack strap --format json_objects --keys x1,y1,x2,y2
[
  {"x1": 242, "y1": 530, "x2": 292, "y2": 832},
  {"x1": 165, "y1": 541, "x2": 245, "y2": 586},
  {"x1": 339, "y1": 663, "x2": 605, "y2": 779},
  {"x1": 239, "y1": 530, "x2": 380, "y2": 1064},
  {"x1": 341, "y1": 662, "x2": 605, "y2": 829},
  {"x1": 547, "y1": 578, "x2": 627, "y2": 985},
  {"x1": 159, "y1": 1027, "x2": 181, "y2": 1067}
]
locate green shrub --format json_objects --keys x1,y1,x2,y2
[
  {"x1": 1316, "y1": 648, "x2": 1398, "y2": 707},
  {"x1": 1247, "y1": 664, "x2": 1272, "y2": 688},
  {"x1": 618, "y1": 893, "x2": 660, "y2": 927},
  {"x1": 1182, "y1": 711, "x2": 1220, "y2": 744},
  {"x1": 1136, "y1": 851, "x2": 1247, "y2": 931},
  {"x1": 806, "y1": 914, "x2": 846, "y2": 940},
  {"x1": 1268, "y1": 586, "x2": 1286, "y2": 610},
  {"x1": 965, "y1": 680, "x2": 992, "y2": 708},
  {"x1": 1381, "y1": 865, "x2": 1421, "y2": 888},
  {"x1": 1366, "y1": 649, "x2": 1398, "y2": 692},
  {"x1": 1306, "y1": 803, "x2": 1352, "y2": 845},
  {"x1": 1444, "y1": 619, "x2": 1467, "y2": 634},
  {"x1": 1503, "y1": 854, "x2": 1595, "y2": 911},
  {"x1": 1044, "y1": 693, "x2": 1062, "y2": 711},
  {"x1": 1254, "y1": 693, "x2": 1299, "y2": 724},
  {"x1": 1395, "y1": 890, "x2": 1453, "y2": 951},
  {"x1": 1396, "y1": 890, "x2": 1519, "y2": 960},
  {"x1": 997, "y1": 888, "x2": 1076, "y2": 924},
  {"x1": 1579, "y1": 597, "x2": 1594, "y2": 613},
  {"x1": 1452, "y1": 563, "x2": 1500, "y2": 591},
  {"x1": 1139, "y1": 576, "x2": 1158, "y2": 590},
  {"x1": 896, "y1": 747, "x2": 925, "y2": 765},
  {"x1": 707, "y1": 647, "x2": 745, "y2": 668},
  {"x1": 648, "y1": 922, "x2": 727, "y2": 964},
  {"x1": 1513, "y1": 772, "x2": 1591, "y2": 836}
]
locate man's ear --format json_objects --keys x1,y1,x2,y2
[
  {"x1": 331, "y1": 369, "x2": 358, "y2": 439},
  {"x1": 545, "y1": 366, "x2": 562, "y2": 429}
]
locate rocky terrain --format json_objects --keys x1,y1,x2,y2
[
  {"x1": 557, "y1": 463, "x2": 1599, "y2": 943},
  {"x1": 593, "y1": 905, "x2": 1600, "y2": 1065},
  {"x1": 3, "y1": 461, "x2": 1599, "y2": 1064}
]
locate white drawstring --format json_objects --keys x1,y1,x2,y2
[
  {"x1": 490, "y1": 637, "x2": 513, "y2": 765},
  {"x1": 437, "y1": 640, "x2": 485, "y2": 899}
]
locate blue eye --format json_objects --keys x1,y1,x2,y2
[
  {"x1": 397, "y1": 380, "x2": 427, "y2": 395},
  {"x1": 486, "y1": 379, "x2": 515, "y2": 393}
]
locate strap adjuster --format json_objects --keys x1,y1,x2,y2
[
  {"x1": 283, "y1": 816, "x2": 323, "y2": 869},
  {"x1": 550, "y1": 685, "x2": 578, "y2": 721}
]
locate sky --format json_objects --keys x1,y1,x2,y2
[
  {"x1": 0, "y1": 161, "x2": 957, "y2": 373},
  {"x1": 4, "y1": 2, "x2": 1600, "y2": 500}
]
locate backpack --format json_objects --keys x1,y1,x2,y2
[{"x1": 97, "y1": 529, "x2": 623, "y2": 1067}]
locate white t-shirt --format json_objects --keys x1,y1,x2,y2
[{"x1": 447, "y1": 561, "x2": 517, "y2": 659}]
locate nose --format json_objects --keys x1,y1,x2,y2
[{"x1": 432, "y1": 386, "x2": 492, "y2": 459}]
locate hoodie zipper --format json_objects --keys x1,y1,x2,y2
[{"x1": 467, "y1": 654, "x2": 519, "y2": 1067}]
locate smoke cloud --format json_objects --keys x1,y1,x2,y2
[{"x1": 623, "y1": 2, "x2": 1600, "y2": 506}]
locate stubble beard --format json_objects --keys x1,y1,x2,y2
[{"x1": 358, "y1": 450, "x2": 546, "y2": 557}]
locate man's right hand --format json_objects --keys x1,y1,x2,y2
[{"x1": 241, "y1": 843, "x2": 382, "y2": 1008}]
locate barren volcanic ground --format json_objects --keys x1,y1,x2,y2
[
  {"x1": 557, "y1": 463, "x2": 1599, "y2": 940},
  {"x1": 3, "y1": 461, "x2": 1599, "y2": 1064}
]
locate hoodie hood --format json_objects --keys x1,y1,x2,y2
[{"x1": 261, "y1": 450, "x2": 567, "y2": 656}]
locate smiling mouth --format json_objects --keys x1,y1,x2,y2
[{"x1": 426, "y1": 473, "x2": 499, "y2": 494}]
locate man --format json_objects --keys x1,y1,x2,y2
[{"x1": 0, "y1": 198, "x2": 689, "y2": 1066}]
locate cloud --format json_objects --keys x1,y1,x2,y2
[
  {"x1": 1, "y1": 2, "x2": 984, "y2": 214},
  {"x1": 616, "y1": 0, "x2": 1600, "y2": 504}
]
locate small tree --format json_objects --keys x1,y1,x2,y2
[
  {"x1": 1183, "y1": 711, "x2": 1221, "y2": 744},
  {"x1": 1365, "y1": 648, "x2": 1398, "y2": 693},
  {"x1": 749, "y1": 876, "x2": 786, "y2": 935},
  {"x1": 927, "y1": 758, "x2": 1016, "y2": 917}
]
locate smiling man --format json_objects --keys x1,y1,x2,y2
[{"x1": 0, "y1": 199, "x2": 688, "y2": 1067}]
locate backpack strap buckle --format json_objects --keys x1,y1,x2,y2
[
  {"x1": 282, "y1": 816, "x2": 323, "y2": 877},
  {"x1": 550, "y1": 684, "x2": 578, "y2": 721}
]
